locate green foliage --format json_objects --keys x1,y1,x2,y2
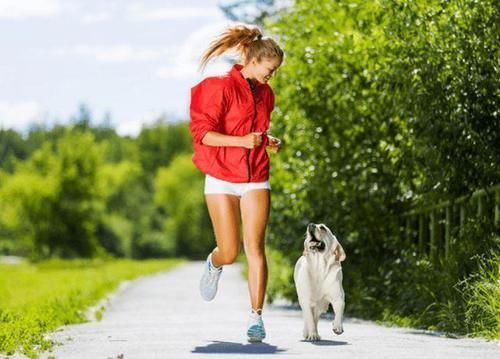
[
  {"x1": 95, "y1": 161, "x2": 145, "y2": 256},
  {"x1": 50, "y1": 131, "x2": 105, "y2": 257},
  {"x1": 219, "y1": 0, "x2": 288, "y2": 26},
  {"x1": 267, "y1": 0, "x2": 409, "y2": 275},
  {"x1": 154, "y1": 154, "x2": 213, "y2": 258},
  {"x1": 0, "y1": 129, "x2": 28, "y2": 172},
  {"x1": 0, "y1": 112, "x2": 206, "y2": 261},
  {"x1": 0, "y1": 165, "x2": 58, "y2": 256},
  {"x1": 460, "y1": 250, "x2": 500, "y2": 339},
  {"x1": 262, "y1": 0, "x2": 499, "y2": 338},
  {"x1": 95, "y1": 214, "x2": 133, "y2": 257},
  {"x1": 0, "y1": 130, "x2": 106, "y2": 259},
  {"x1": 137, "y1": 120, "x2": 192, "y2": 176},
  {"x1": 266, "y1": 247, "x2": 298, "y2": 303},
  {"x1": 369, "y1": 216, "x2": 499, "y2": 337},
  {"x1": 382, "y1": 0, "x2": 500, "y2": 196},
  {"x1": 0, "y1": 258, "x2": 184, "y2": 358}
]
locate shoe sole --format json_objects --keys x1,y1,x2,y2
[
  {"x1": 247, "y1": 327, "x2": 265, "y2": 343},
  {"x1": 247, "y1": 336, "x2": 264, "y2": 343}
]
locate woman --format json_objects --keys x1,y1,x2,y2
[{"x1": 189, "y1": 24, "x2": 284, "y2": 343}]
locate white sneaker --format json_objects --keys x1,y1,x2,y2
[
  {"x1": 247, "y1": 311, "x2": 266, "y2": 342},
  {"x1": 199, "y1": 253, "x2": 222, "y2": 301}
]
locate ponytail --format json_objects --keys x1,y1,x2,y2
[{"x1": 199, "y1": 24, "x2": 283, "y2": 71}]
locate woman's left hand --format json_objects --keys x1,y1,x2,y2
[{"x1": 267, "y1": 135, "x2": 282, "y2": 153}]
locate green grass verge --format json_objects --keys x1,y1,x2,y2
[
  {"x1": 0, "y1": 258, "x2": 185, "y2": 358},
  {"x1": 460, "y1": 251, "x2": 500, "y2": 339}
]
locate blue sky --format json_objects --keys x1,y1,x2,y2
[{"x1": 0, "y1": 0, "x2": 241, "y2": 136}]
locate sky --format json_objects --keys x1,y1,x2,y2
[{"x1": 0, "y1": 0, "x2": 242, "y2": 137}]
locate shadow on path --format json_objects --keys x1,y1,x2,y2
[
  {"x1": 191, "y1": 341, "x2": 287, "y2": 354},
  {"x1": 402, "y1": 329, "x2": 460, "y2": 339},
  {"x1": 302, "y1": 339, "x2": 349, "y2": 346}
]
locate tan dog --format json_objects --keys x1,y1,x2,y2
[{"x1": 294, "y1": 223, "x2": 346, "y2": 341}]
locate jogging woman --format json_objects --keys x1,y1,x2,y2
[{"x1": 189, "y1": 24, "x2": 284, "y2": 342}]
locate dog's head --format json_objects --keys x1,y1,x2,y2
[{"x1": 303, "y1": 223, "x2": 346, "y2": 262}]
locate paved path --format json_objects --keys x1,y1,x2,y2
[{"x1": 43, "y1": 262, "x2": 499, "y2": 359}]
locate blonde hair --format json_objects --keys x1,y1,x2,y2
[{"x1": 199, "y1": 24, "x2": 284, "y2": 71}]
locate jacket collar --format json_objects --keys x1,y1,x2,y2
[{"x1": 230, "y1": 63, "x2": 265, "y2": 92}]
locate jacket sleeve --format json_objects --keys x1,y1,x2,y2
[
  {"x1": 269, "y1": 88, "x2": 275, "y2": 112},
  {"x1": 189, "y1": 78, "x2": 227, "y2": 145}
]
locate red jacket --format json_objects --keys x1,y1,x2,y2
[{"x1": 189, "y1": 63, "x2": 275, "y2": 183}]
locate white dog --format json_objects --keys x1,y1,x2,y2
[{"x1": 294, "y1": 223, "x2": 346, "y2": 341}]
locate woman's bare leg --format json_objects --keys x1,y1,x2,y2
[
  {"x1": 205, "y1": 194, "x2": 241, "y2": 267},
  {"x1": 240, "y1": 189, "x2": 270, "y2": 312}
]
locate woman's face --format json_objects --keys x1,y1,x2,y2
[{"x1": 251, "y1": 57, "x2": 282, "y2": 84}]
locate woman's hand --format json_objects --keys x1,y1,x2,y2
[
  {"x1": 240, "y1": 132, "x2": 263, "y2": 149},
  {"x1": 267, "y1": 135, "x2": 282, "y2": 153}
]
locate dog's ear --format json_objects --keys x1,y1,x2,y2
[
  {"x1": 333, "y1": 240, "x2": 346, "y2": 262},
  {"x1": 303, "y1": 237, "x2": 309, "y2": 256}
]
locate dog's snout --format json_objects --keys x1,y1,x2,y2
[{"x1": 307, "y1": 223, "x2": 315, "y2": 231}]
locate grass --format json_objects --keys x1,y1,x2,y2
[
  {"x1": 377, "y1": 253, "x2": 500, "y2": 340},
  {"x1": 0, "y1": 257, "x2": 185, "y2": 358},
  {"x1": 461, "y1": 251, "x2": 500, "y2": 339}
]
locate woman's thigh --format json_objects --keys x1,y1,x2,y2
[
  {"x1": 240, "y1": 189, "x2": 270, "y2": 252},
  {"x1": 205, "y1": 194, "x2": 241, "y2": 255}
]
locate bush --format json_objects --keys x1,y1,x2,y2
[{"x1": 262, "y1": 0, "x2": 499, "y2": 338}]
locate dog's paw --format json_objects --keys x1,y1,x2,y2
[
  {"x1": 304, "y1": 332, "x2": 321, "y2": 341},
  {"x1": 332, "y1": 326, "x2": 344, "y2": 335}
]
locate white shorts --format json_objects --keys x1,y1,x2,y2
[{"x1": 204, "y1": 174, "x2": 271, "y2": 197}]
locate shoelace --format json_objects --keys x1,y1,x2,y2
[
  {"x1": 248, "y1": 314, "x2": 264, "y2": 329},
  {"x1": 207, "y1": 264, "x2": 221, "y2": 282}
]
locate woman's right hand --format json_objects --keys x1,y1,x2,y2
[{"x1": 240, "y1": 132, "x2": 263, "y2": 149}]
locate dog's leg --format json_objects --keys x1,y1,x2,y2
[
  {"x1": 302, "y1": 305, "x2": 321, "y2": 341},
  {"x1": 331, "y1": 298, "x2": 344, "y2": 335},
  {"x1": 312, "y1": 306, "x2": 322, "y2": 339}
]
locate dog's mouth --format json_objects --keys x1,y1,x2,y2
[
  {"x1": 309, "y1": 238, "x2": 325, "y2": 251},
  {"x1": 307, "y1": 230, "x2": 326, "y2": 252}
]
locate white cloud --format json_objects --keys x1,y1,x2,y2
[
  {"x1": 81, "y1": 12, "x2": 111, "y2": 25},
  {"x1": 156, "y1": 21, "x2": 238, "y2": 81},
  {"x1": 156, "y1": 64, "x2": 196, "y2": 80},
  {"x1": 0, "y1": 101, "x2": 43, "y2": 130},
  {"x1": 0, "y1": 0, "x2": 61, "y2": 19},
  {"x1": 115, "y1": 111, "x2": 165, "y2": 137},
  {"x1": 52, "y1": 44, "x2": 172, "y2": 64},
  {"x1": 126, "y1": 3, "x2": 223, "y2": 22}
]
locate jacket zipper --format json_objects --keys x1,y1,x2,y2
[{"x1": 247, "y1": 86, "x2": 257, "y2": 182}]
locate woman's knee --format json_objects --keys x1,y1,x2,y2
[
  {"x1": 244, "y1": 242, "x2": 266, "y2": 258},
  {"x1": 217, "y1": 247, "x2": 239, "y2": 264}
]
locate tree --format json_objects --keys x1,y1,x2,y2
[
  {"x1": 137, "y1": 120, "x2": 192, "y2": 177},
  {"x1": 0, "y1": 129, "x2": 27, "y2": 172},
  {"x1": 0, "y1": 130, "x2": 106, "y2": 258},
  {"x1": 154, "y1": 154, "x2": 213, "y2": 258},
  {"x1": 95, "y1": 160, "x2": 144, "y2": 257},
  {"x1": 219, "y1": 0, "x2": 291, "y2": 26}
]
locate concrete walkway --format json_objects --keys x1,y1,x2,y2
[{"x1": 43, "y1": 262, "x2": 499, "y2": 359}]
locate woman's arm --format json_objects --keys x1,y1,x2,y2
[{"x1": 202, "y1": 131, "x2": 263, "y2": 149}]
